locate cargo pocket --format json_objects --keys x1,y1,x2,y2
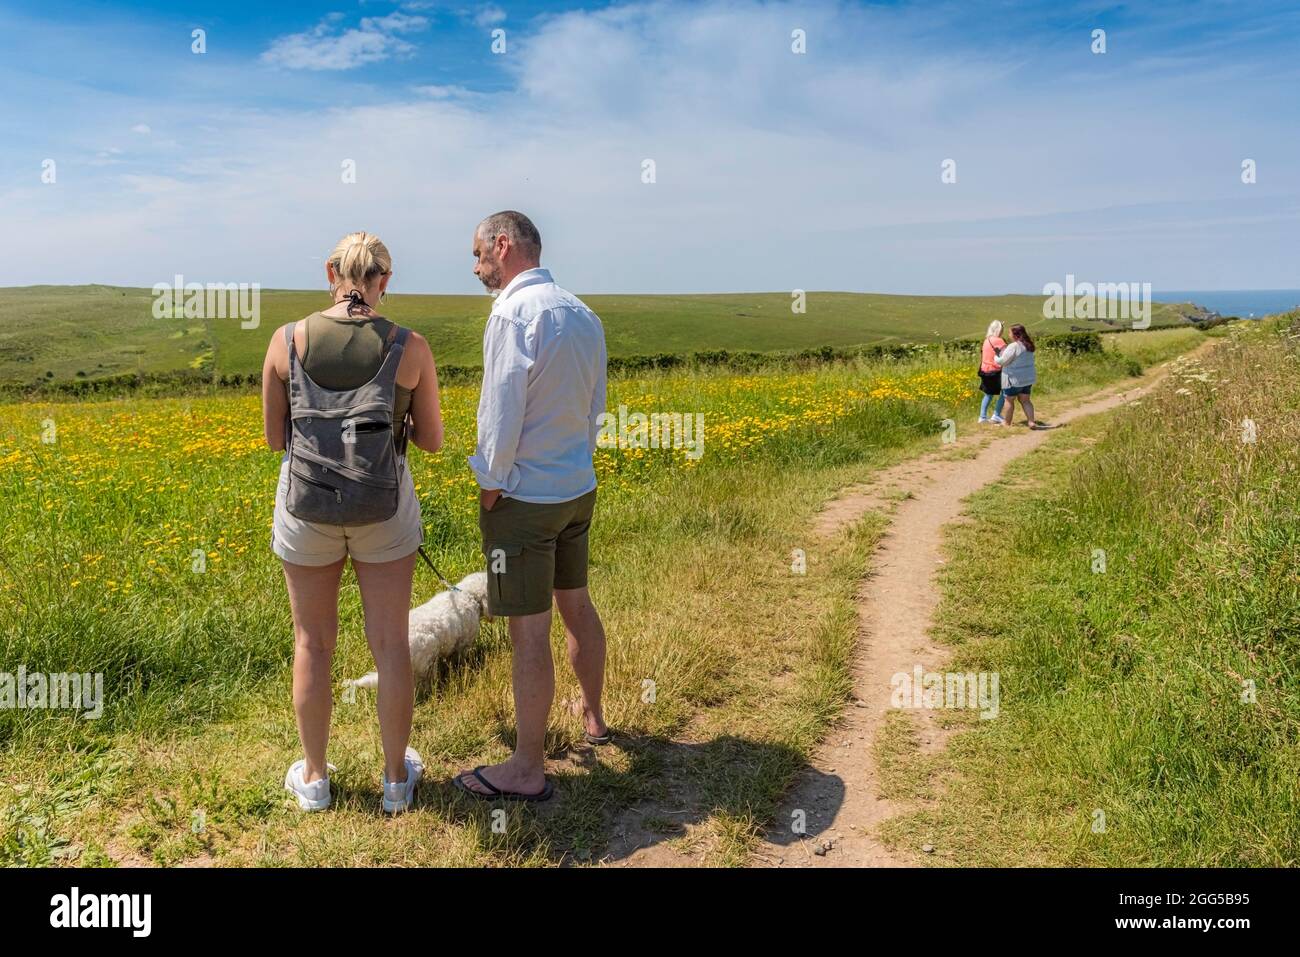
[{"x1": 483, "y1": 542, "x2": 525, "y2": 613}]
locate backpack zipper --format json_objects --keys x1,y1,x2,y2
[{"x1": 291, "y1": 466, "x2": 344, "y2": 503}]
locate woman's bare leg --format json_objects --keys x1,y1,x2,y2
[
  {"x1": 352, "y1": 553, "x2": 417, "y2": 784},
  {"x1": 282, "y1": 558, "x2": 346, "y2": 784}
]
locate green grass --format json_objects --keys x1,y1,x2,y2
[
  {"x1": 878, "y1": 316, "x2": 1300, "y2": 866},
  {"x1": 0, "y1": 284, "x2": 1203, "y2": 388},
  {"x1": 0, "y1": 325, "x2": 1209, "y2": 867}
]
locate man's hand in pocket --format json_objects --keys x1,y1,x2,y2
[{"x1": 480, "y1": 488, "x2": 502, "y2": 511}]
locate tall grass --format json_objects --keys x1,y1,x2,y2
[
  {"x1": 884, "y1": 317, "x2": 1300, "y2": 865},
  {"x1": 0, "y1": 329, "x2": 1207, "y2": 865}
]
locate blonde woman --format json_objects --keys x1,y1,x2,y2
[
  {"x1": 261, "y1": 232, "x2": 443, "y2": 813},
  {"x1": 978, "y1": 320, "x2": 1007, "y2": 424}
]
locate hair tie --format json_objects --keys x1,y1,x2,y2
[{"x1": 341, "y1": 289, "x2": 366, "y2": 316}]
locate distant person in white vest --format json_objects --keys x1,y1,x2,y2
[
  {"x1": 455, "y1": 211, "x2": 611, "y2": 803},
  {"x1": 995, "y1": 323, "x2": 1038, "y2": 428}
]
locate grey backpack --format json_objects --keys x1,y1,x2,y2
[{"x1": 283, "y1": 321, "x2": 411, "y2": 526}]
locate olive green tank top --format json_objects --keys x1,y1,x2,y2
[{"x1": 288, "y1": 312, "x2": 414, "y2": 442}]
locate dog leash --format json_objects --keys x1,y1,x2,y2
[{"x1": 417, "y1": 545, "x2": 461, "y2": 592}]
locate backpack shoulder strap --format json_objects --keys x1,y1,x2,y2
[
  {"x1": 384, "y1": 324, "x2": 410, "y2": 355},
  {"x1": 282, "y1": 322, "x2": 298, "y2": 453},
  {"x1": 284, "y1": 321, "x2": 302, "y2": 375},
  {"x1": 375, "y1": 325, "x2": 410, "y2": 377},
  {"x1": 378, "y1": 326, "x2": 412, "y2": 457}
]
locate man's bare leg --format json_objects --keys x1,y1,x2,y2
[
  {"x1": 456, "y1": 608, "x2": 553, "y2": 796},
  {"x1": 556, "y1": 586, "x2": 607, "y2": 738}
]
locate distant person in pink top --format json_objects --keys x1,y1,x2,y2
[{"x1": 978, "y1": 320, "x2": 1007, "y2": 424}]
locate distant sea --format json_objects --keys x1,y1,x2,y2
[{"x1": 1156, "y1": 290, "x2": 1300, "y2": 318}]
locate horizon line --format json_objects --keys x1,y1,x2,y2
[{"x1": 4, "y1": 283, "x2": 1298, "y2": 300}]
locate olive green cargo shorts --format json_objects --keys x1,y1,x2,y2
[{"x1": 478, "y1": 489, "x2": 597, "y2": 617}]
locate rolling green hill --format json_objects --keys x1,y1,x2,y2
[{"x1": 0, "y1": 285, "x2": 1202, "y2": 387}]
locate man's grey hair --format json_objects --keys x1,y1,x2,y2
[{"x1": 478, "y1": 210, "x2": 542, "y2": 260}]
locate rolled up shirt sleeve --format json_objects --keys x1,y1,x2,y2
[{"x1": 468, "y1": 314, "x2": 533, "y2": 491}]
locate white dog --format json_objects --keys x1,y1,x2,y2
[{"x1": 345, "y1": 571, "x2": 491, "y2": 690}]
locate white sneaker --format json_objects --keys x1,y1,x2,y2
[
  {"x1": 990, "y1": 414, "x2": 1006, "y2": 425},
  {"x1": 382, "y1": 747, "x2": 424, "y2": 815},
  {"x1": 978, "y1": 416, "x2": 989, "y2": 424},
  {"x1": 284, "y1": 760, "x2": 336, "y2": 812}
]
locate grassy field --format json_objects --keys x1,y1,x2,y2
[
  {"x1": 878, "y1": 317, "x2": 1300, "y2": 866},
  {"x1": 0, "y1": 285, "x2": 1203, "y2": 388},
  {"x1": 0, "y1": 327, "x2": 1207, "y2": 866}
]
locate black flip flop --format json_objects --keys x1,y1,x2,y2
[
  {"x1": 583, "y1": 729, "x2": 612, "y2": 746},
  {"x1": 453, "y1": 766, "x2": 554, "y2": 803}
]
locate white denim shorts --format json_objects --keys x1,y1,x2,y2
[{"x1": 271, "y1": 456, "x2": 424, "y2": 566}]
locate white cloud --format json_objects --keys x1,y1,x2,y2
[
  {"x1": 7, "y1": 0, "x2": 1300, "y2": 293},
  {"x1": 131, "y1": 124, "x2": 151, "y2": 134},
  {"x1": 119, "y1": 173, "x2": 185, "y2": 195},
  {"x1": 412, "y1": 84, "x2": 478, "y2": 100},
  {"x1": 260, "y1": 12, "x2": 429, "y2": 71},
  {"x1": 473, "y1": 5, "x2": 507, "y2": 28}
]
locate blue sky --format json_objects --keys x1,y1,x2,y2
[{"x1": 1, "y1": 0, "x2": 1298, "y2": 294}]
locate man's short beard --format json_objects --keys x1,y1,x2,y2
[{"x1": 478, "y1": 258, "x2": 504, "y2": 295}]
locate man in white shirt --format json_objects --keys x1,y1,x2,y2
[{"x1": 455, "y1": 211, "x2": 611, "y2": 802}]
